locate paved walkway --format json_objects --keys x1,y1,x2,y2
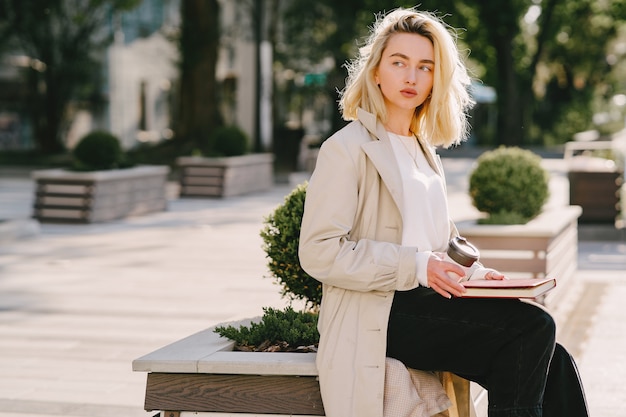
[{"x1": 0, "y1": 158, "x2": 624, "y2": 417}]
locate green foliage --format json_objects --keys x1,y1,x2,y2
[
  {"x1": 217, "y1": 183, "x2": 321, "y2": 351},
  {"x1": 213, "y1": 306, "x2": 319, "y2": 351},
  {"x1": 125, "y1": 138, "x2": 192, "y2": 168},
  {"x1": 260, "y1": 182, "x2": 322, "y2": 307},
  {"x1": 72, "y1": 131, "x2": 125, "y2": 171},
  {"x1": 469, "y1": 147, "x2": 549, "y2": 224},
  {"x1": 477, "y1": 210, "x2": 531, "y2": 226},
  {"x1": 202, "y1": 126, "x2": 250, "y2": 157}
]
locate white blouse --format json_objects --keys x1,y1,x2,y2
[{"x1": 388, "y1": 132, "x2": 450, "y2": 286}]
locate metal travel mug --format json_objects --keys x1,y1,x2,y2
[{"x1": 444, "y1": 236, "x2": 480, "y2": 281}]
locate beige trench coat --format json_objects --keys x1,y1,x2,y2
[{"x1": 299, "y1": 109, "x2": 461, "y2": 417}]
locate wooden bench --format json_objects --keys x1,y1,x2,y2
[{"x1": 133, "y1": 318, "x2": 479, "y2": 417}]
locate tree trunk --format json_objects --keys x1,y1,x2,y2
[
  {"x1": 494, "y1": 33, "x2": 524, "y2": 147},
  {"x1": 27, "y1": 68, "x2": 65, "y2": 154},
  {"x1": 177, "y1": 0, "x2": 221, "y2": 149}
]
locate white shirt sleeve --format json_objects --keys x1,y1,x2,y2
[{"x1": 415, "y1": 251, "x2": 433, "y2": 287}]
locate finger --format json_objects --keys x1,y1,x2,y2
[
  {"x1": 433, "y1": 277, "x2": 466, "y2": 298},
  {"x1": 430, "y1": 283, "x2": 452, "y2": 299},
  {"x1": 486, "y1": 270, "x2": 506, "y2": 280}
]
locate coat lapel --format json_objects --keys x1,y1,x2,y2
[
  {"x1": 357, "y1": 110, "x2": 405, "y2": 214},
  {"x1": 357, "y1": 108, "x2": 442, "y2": 176}
]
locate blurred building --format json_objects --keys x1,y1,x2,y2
[{"x1": 0, "y1": 0, "x2": 270, "y2": 151}]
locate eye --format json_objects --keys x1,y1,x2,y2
[
  {"x1": 393, "y1": 60, "x2": 406, "y2": 67},
  {"x1": 420, "y1": 65, "x2": 433, "y2": 72}
]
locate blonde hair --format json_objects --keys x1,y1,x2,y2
[{"x1": 339, "y1": 8, "x2": 474, "y2": 147}]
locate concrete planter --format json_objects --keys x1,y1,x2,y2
[
  {"x1": 564, "y1": 139, "x2": 624, "y2": 224},
  {"x1": 457, "y1": 205, "x2": 582, "y2": 308},
  {"x1": 177, "y1": 153, "x2": 274, "y2": 198},
  {"x1": 31, "y1": 165, "x2": 169, "y2": 223},
  {"x1": 133, "y1": 319, "x2": 324, "y2": 416}
]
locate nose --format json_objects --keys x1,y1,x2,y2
[{"x1": 405, "y1": 69, "x2": 417, "y2": 85}]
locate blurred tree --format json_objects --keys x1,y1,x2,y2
[
  {"x1": 175, "y1": 0, "x2": 221, "y2": 151},
  {"x1": 435, "y1": 0, "x2": 626, "y2": 145},
  {"x1": 278, "y1": 0, "x2": 626, "y2": 146},
  {"x1": 530, "y1": 0, "x2": 626, "y2": 144},
  {"x1": 0, "y1": 0, "x2": 141, "y2": 154},
  {"x1": 277, "y1": 0, "x2": 378, "y2": 134}
]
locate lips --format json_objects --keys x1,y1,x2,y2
[{"x1": 400, "y1": 88, "x2": 417, "y2": 98}]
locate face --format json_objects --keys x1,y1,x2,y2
[{"x1": 374, "y1": 32, "x2": 434, "y2": 117}]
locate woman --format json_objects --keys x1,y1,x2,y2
[{"x1": 298, "y1": 8, "x2": 588, "y2": 417}]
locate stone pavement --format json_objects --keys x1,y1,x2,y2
[{"x1": 0, "y1": 158, "x2": 625, "y2": 417}]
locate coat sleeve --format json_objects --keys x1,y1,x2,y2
[{"x1": 298, "y1": 136, "x2": 420, "y2": 293}]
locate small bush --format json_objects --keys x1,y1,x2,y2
[
  {"x1": 469, "y1": 147, "x2": 549, "y2": 224},
  {"x1": 218, "y1": 183, "x2": 322, "y2": 351},
  {"x1": 72, "y1": 131, "x2": 125, "y2": 171},
  {"x1": 260, "y1": 182, "x2": 322, "y2": 308},
  {"x1": 477, "y1": 210, "x2": 531, "y2": 225},
  {"x1": 205, "y1": 125, "x2": 249, "y2": 157},
  {"x1": 213, "y1": 306, "x2": 319, "y2": 351}
]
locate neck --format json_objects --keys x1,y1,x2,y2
[
  {"x1": 386, "y1": 126, "x2": 412, "y2": 136},
  {"x1": 384, "y1": 109, "x2": 413, "y2": 136}
]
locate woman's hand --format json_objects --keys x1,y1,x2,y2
[{"x1": 426, "y1": 255, "x2": 467, "y2": 299}]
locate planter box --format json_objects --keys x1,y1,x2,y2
[
  {"x1": 177, "y1": 153, "x2": 274, "y2": 198},
  {"x1": 32, "y1": 165, "x2": 169, "y2": 223},
  {"x1": 568, "y1": 170, "x2": 621, "y2": 224},
  {"x1": 564, "y1": 140, "x2": 624, "y2": 224},
  {"x1": 133, "y1": 319, "x2": 324, "y2": 416},
  {"x1": 457, "y1": 205, "x2": 582, "y2": 308}
]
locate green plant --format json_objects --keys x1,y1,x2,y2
[
  {"x1": 215, "y1": 183, "x2": 321, "y2": 351},
  {"x1": 260, "y1": 182, "x2": 321, "y2": 308},
  {"x1": 469, "y1": 147, "x2": 549, "y2": 224},
  {"x1": 213, "y1": 306, "x2": 319, "y2": 351},
  {"x1": 204, "y1": 125, "x2": 250, "y2": 157},
  {"x1": 72, "y1": 131, "x2": 125, "y2": 171}
]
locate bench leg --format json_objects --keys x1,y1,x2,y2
[{"x1": 439, "y1": 372, "x2": 476, "y2": 417}]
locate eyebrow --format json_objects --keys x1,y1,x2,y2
[{"x1": 389, "y1": 52, "x2": 434, "y2": 65}]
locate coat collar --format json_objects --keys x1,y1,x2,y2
[{"x1": 356, "y1": 108, "x2": 442, "y2": 176}]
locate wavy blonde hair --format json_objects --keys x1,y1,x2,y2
[{"x1": 339, "y1": 8, "x2": 474, "y2": 147}]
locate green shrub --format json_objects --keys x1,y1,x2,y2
[
  {"x1": 469, "y1": 147, "x2": 549, "y2": 224},
  {"x1": 213, "y1": 306, "x2": 319, "y2": 351},
  {"x1": 205, "y1": 125, "x2": 249, "y2": 157},
  {"x1": 260, "y1": 182, "x2": 322, "y2": 307},
  {"x1": 216, "y1": 183, "x2": 322, "y2": 351},
  {"x1": 72, "y1": 131, "x2": 125, "y2": 171}
]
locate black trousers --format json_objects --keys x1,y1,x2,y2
[{"x1": 387, "y1": 287, "x2": 589, "y2": 417}]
